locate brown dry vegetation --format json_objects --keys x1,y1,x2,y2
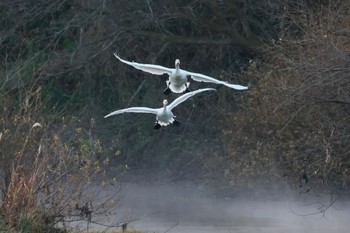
[
  {"x1": 209, "y1": 0, "x2": 350, "y2": 195},
  {"x1": 0, "y1": 88, "x2": 120, "y2": 232},
  {"x1": 1, "y1": 0, "x2": 350, "y2": 231}
]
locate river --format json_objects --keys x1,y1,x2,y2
[{"x1": 82, "y1": 181, "x2": 350, "y2": 233}]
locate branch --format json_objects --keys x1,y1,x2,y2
[
  {"x1": 289, "y1": 192, "x2": 340, "y2": 218},
  {"x1": 314, "y1": 98, "x2": 350, "y2": 105},
  {"x1": 130, "y1": 30, "x2": 261, "y2": 49},
  {"x1": 163, "y1": 221, "x2": 179, "y2": 233}
]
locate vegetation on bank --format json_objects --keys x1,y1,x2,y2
[
  {"x1": 210, "y1": 0, "x2": 350, "y2": 195},
  {"x1": 1, "y1": 0, "x2": 349, "y2": 232}
]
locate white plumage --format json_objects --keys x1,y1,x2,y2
[
  {"x1": 104, "y1": 88, "x2": 216, "y2": 129},
  {"x1": 114, "y1": 53, "x2": 248, "y2": 94}
]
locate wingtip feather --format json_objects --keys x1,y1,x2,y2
[
  {"x1": 225, "y1": 83, "x2": 249, "y2": 90},
  {"x1": 113, "y1": 52, "x2": 120, "y2": 59},
  {"x1": 104, "y1": 112, "x2": 116, "y2": 118}
]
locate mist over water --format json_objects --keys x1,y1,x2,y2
[{"x1": 100, "y1": 181, "x2": 350, "y2": 233}]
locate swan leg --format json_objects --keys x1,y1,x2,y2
[
  {"x1": 163, "y1": 80, "x2": 172, "y2": 95},
  {"x1": 173, "y1": 119, "x2": 182, "y2": 127},
  {"x1": 153, "y1": 122, "x2": 162, "y2": 130},
  {"x1": 163, "y1": 86, "x2": 172, "y2": 95},
  {"x1": 185, "y1": 80, "x2": 191, "y2": 93}
]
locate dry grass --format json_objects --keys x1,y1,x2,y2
[{"x1": 0, "y1": 67, "x2": 121, "y2": 233}]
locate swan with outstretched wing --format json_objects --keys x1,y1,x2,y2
[
  {"x1": 104, "y1": 88, "x2": 216, "y2": 129},
  {"x1": 114, "y1": 53, "x2": 248, "y2": 95}
]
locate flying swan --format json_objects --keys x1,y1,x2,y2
[
  {"x1": 114, "y1": 53, "x2": 248, "y2": 94},
  {"x1": 104, "y1": 88, "x2": 216, "y2": 129}
]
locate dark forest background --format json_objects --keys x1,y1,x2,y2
[{"x1": 0, "y1": 0, "x2": 349, "y2": 231}]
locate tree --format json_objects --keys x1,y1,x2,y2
[{"x1": 210, "y1": 0, "x2": 350, "y2": 196}]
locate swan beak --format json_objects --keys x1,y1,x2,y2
[{"x1": 175, "y1": 59, "x2": 180, "y2": 67}]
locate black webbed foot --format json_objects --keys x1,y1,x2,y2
[
  {"x1": 173, "y1": 119, "x2": 182, "y2": 127},
  {"x1": 153, "y1": 122, "x2": 161, "y2": 130}
]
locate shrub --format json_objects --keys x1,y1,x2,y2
[{"x1": 210, "y1": 1, "x2": 350, "y2": 195}]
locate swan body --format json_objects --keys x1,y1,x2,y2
[
  {"x1": 114, "y1": 53, "x2": 248, "y2": 94},
  {"x1": 104, "y1": 88, "x2": 216, "y2": 129}
]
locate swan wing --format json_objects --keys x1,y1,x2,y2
[
  {"x1": 168, "y1": 88, "x2": 216, "y2": 110},
  {"x1": 187, "y1": 71, "x2": 248, "y2": 90},
  {"x1": 114, "y1": 53, "x2": 173, "y2": 75},
  {"x1": 104, "y1": 107, "x2": 158, "y2": 118}
]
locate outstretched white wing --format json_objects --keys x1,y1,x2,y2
[
  {"x1": 187, "y1": 71, "x2": 248, "y2": 90},
  {"x1": 168, "y1": 88, "x2": 216, "y2": 110},
  {"x1": 104, "y1": 107, "x2": 158, "y2": 118},
  {"x1": 114, "y1": 53, "x2": 173, "y2": 75}
]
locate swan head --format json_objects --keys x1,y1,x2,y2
[
  {"x1": 175, "y1": 59, "x2": 180, "y2": 69},
  {"x1": 163, "y1": 99, "x2": 168, "y2": 106}
]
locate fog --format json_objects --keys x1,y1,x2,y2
[{"x1": 88, "y1": 181, "x2": 350, "y2": 233}]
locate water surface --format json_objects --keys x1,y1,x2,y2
[{"x1": 101, "y1": 182, "x2": 350, "y2": 233}]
